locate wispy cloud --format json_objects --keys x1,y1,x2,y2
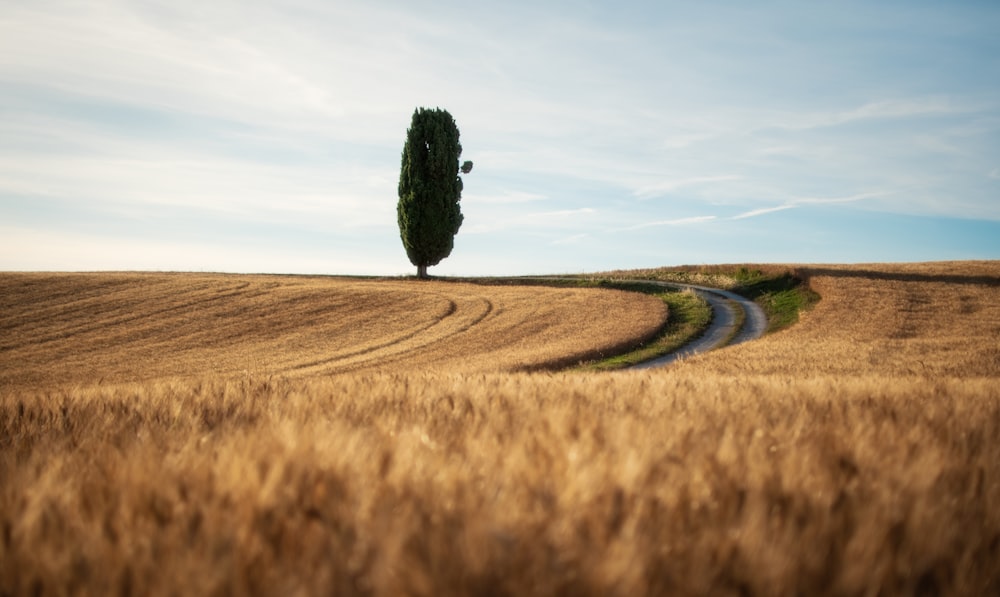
[
  {"x1": 732, "y1": 191, "x2": 890, "y2": 220},
  {"x1": 731, "y1": 205, "x2": 798, "y2": 220},
  {"x1": 767, "y1": 97, "x2": 980, "y2": 132},
  {"x1": 463, "y1": 207, "x2": 597, "y2": 234},
  {"x1": 633, "y1": 176, "x2": 742, "y2": 200},
  {"x1": 468, "y1": 191, "x2": 548, "y2": 204},
  {"x1": 537, "y1": 208, "x2": 597, "y2": 219},
  {"x1": 618, "y1": 216, "x2": 718, "y2": 231},
  {"x1": 842, "y1": 98, "x2": 971, "y2": 122}
]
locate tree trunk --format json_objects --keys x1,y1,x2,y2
[{"x1": 417, "y1": 264, "x2": 428, "y2": 279}]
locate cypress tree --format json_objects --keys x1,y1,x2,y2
[{"x1": 397, "y1": 107, "x2": 472, "y2": 278}]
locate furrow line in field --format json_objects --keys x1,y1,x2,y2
[
  {"x1": 299, "y1": 295, "x2": 498, "y2": 376},
  {"x1": 289, "y1": 297, "x2": 461, "y2": 372},
  {"x1": 1, "y1": 281, "x2": 268, "y2": 351}
]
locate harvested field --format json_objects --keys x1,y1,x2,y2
[
  {"x1": 0, "y1": 272, "x2": 667, "y2": 389},
  {"x1": 673, "y1": 261, "x2": 1000, "y2": 378},
  {"x1": 2, "y1": 262, "x2": 999, "y2": 596}
]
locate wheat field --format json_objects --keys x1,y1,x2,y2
[
  {"x1": 1, "y1": 263, "x2": 999, "y2": 596},
  {"x1": 0, "y1": 272, "x2": 667, "y2": 389}
]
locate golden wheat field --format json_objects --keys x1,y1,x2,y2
[
  {"x1": 1, "y1": 262, "x2": 999, "y2": 596},
  {"x1": 0, "y1": 272, "x2": 667, "y2": 390}
]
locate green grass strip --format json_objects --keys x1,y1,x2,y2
[
  {"x1": 726, "y1": 272, "x2": 821, "y2": 333},
  {"x1": 718, "y1": 298, "x2": 745, "y2": 347},
  {"x1": 577, "y1": 284, "x2": 712, "y2": 371},
  {"x1": 453, "y1": 277, "x2": 714, "y2": 371},
  {"x1": 595, "y1": 267, "x2": 820, "y2": 335}
]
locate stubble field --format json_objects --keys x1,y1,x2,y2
[
  {"x1": 1, "y1": 262, "x2": 999, "y2": 596},
  {"x1": 0, "y1": 272, "x2": 667, "y2": 389}
]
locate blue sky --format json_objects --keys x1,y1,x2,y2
[{"x1": 2, "y1": 0, "x2": 998, "y2": 275}]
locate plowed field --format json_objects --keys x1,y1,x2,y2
[{"x1": 0, "y1": 273, "x2": 667, "y2": 390}]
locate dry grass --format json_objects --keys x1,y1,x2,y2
[{"x1": 2, "y1": 262, "x2": 999, "y2": 596}]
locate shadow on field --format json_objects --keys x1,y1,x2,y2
[{"x1": 799, "y1": 268, "x2": 1000, "y2": 287}]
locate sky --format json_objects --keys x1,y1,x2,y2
[{"x1": 2, "y1": 0, "x2": 999, "y2": 276}]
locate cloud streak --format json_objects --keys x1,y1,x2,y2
[
  {"x1": 732, "y1": 192, "x2": 891, "y2": 220},
  {"x1": 766, "y1": 97, "x2": 981, "y2": 133},
  {"x1": 633, "y1": 176, "x2": 742, "y2": 200},
  {"x1": 618, "y1": 216, "x2": 718, "y2": 231}
]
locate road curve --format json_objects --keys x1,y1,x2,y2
[
  {"x1": 628, "y1": 282, "x2": 767, "y2": 369},
  {"x1": 501, "y1": 277, "x2": 767, "y2": 369}
]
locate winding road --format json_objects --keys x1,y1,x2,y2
[
  {"x1": 531, "y1": 277, "x2": 768, "y2": 368},
  {"x1": 628, "y1": 282, "x2": 767, "y2": 369}
]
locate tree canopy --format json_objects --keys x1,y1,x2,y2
[{"x1": 397, "y1": 107, "x2": 471, "y2": 278}]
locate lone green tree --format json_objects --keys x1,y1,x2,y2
[{"x1": 397, "y1": 107, "x2": 473, "y2": 278}]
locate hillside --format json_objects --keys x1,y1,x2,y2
[
  {"x1": 2, "y1": 262, "x2": 999, "y2": 596},
  {"x1": 0, "y1": 272, "x2": 667, "y2": 390},
  {"x1": 664, "y1": 261, "x2": 1000, "y2": 377}
]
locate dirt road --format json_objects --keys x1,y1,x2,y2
[{"x1": 630, "y1": 282, "x2": 767, "y2": 369}]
